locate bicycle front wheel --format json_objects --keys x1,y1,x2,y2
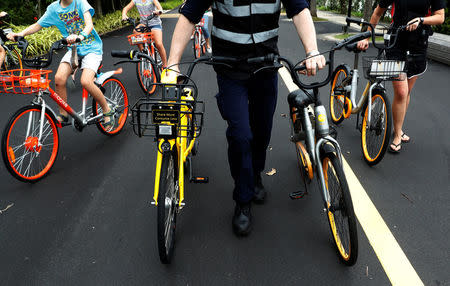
[
  {"x1": 2, "y1": 46, "x2": 23, "y2": 76},
  {"x1": 361, "y1": 91, "x2": 391, "y2": 166},
  {"x1": 92, "y1": 77, "x2": 129, "y2": 136},
  {"x1": 157, "y1": 149, "x2": 179, "y2": 264},
  {"x1": 136, "y1": 48, "x2": 158, "y2": 95},
  {"x1": 1, "y1": 106, "x2": 59, "y2": 182},
  {"x1": 329, "y1": 65, "x2": 351, "y2": 125},
  {"x1": 193, "y1": 30, "x2": 202, "y2": 59},
  {"x1": 322, "y1": 152, "x2": 358, "y2": 266}
]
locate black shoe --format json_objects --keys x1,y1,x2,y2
[
  {"x1": 253, "y1": 174, "x2": 266, "y2": 204},
  {"x1": 232, "y1": 202, "x2": 252, "y2": 236}
]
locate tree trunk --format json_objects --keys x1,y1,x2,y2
[
  {"x1": 95, "y1": 0, "x2": 103, "y2": 17},
  {"x1": 37, "y1": 0, "x2": 42, "y2": 18},
  {"x1": 310, "y1": 0, "x2": 317, "y2": 17},
  {"x1": 363, "y1": 0, "x2": 374, "y2": 21}
]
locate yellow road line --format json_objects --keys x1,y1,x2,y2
[{"x1": 278, "y1": 66, "x2": 424, "y2": 286}]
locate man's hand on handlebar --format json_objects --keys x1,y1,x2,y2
[
  {"x1": 122, "y1": 15, "x2": 129, "y2": 21},
  {"x1": 153, "y1": 10, "x2": 163, "y2": 15},
  {"x1": 303, "y1": 50, "x2": 326, "y2": 76},
  {"x1": 357, "y1": 38, "x2": 370, "y2": 51},
  {"x1": 6, "y1": 32, "x2": 22, "y2": 42}
]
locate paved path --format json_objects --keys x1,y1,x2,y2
[{"x1": 0, "y1": 16, "x2": 449, "y2": 286}]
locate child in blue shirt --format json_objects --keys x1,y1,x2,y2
[{"x1": 8, "y1": 0, "x2": 114, "y2": 128}]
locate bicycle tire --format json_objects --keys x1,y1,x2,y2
[
  {"x1": 136, "y1": 48, "x2": 158, "y2": 95},
  {"x1": 92, "y1": 77, "x2": 129, "y2": 136},
  {"x1": 329, "y1": 65, "x2": 351, "y2": 125},
  {"x1": 1, "y1": 105, "x2": 59, "y2": 183},
  {"x1": 157, "y1": 149, "x2": 179, "y2": 264},
  {"x1": 322, "y1": 151, "x2": 358, "y2": 266},
  {"x1": 361, "y1": 91, "x2": 391, "y2": 166},
  {"x1": 2, "y1": 46, "x2": 23, "y2": 76},
  {"x1": 193, "y1": 30, "x2": 201, "y2": 59}
]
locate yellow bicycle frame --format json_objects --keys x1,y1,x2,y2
[{"x1": 152, "y1": 89, "x2": 197, "y2": 209}]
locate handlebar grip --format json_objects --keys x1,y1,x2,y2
[
  {"x1": 111, "y1": 50, "x2": 135, "y2": 59},
  {"x1": 61, "y1": 37, "x2": 81, "y2": 45},
  {"x1": 346, "y1": 17, "x2": 366, "y2": 25},
  {"x1": 336, "y1": 31, "x2": 372, "y2": 49}
]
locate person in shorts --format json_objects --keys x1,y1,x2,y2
[
  {"x1": 7, "y1": 0, "x2": 115, "y2": 129},
  {"x1": 357, "y1": 0, "x2": 445, "y2": 153},
  {"x1": 122, "y1": 0, "x2": 168, "y2": 67}
]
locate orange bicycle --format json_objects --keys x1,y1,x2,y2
[
  {"x1": 125, "y1": 17, "x2": 162, "y2": 95},
  {"x1": 1, "y1": 37, "x2": 128, "y2": 182}
]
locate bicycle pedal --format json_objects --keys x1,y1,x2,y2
[
  {"x1": 289, "y1": 190, "x2": 307, "y2": 200},
  {"x1": 190, "y1": 176, "x2": 209, "y2": 184}
]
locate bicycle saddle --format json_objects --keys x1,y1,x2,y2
[{"x1": 288, "y1": 88, "x2": 315, "y2": 109}]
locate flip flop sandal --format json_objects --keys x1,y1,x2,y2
[
  {"x1": 401, "y1": 133, "x2": 410, "y2": 143},
  {"x1": 388, "y1": 142, "x2": 402, "y2": 153},
  {"x1": 103, "y1": 108, "x2": 116, "y2": 131}
]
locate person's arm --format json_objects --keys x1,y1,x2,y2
[
  {"x1": 356, "y1": 5, "x2": 387, "y2": 50},
  {"x1": 122, "y1": 1, "x2": 135, "y2": 21},
  {"x1": 6, "y1": 23, "x2": 42, "y2": 41},
  {"x1": 407, "y1": 8, "x2": 445, "y2": 31},
  {"x1": 153, "y1": 0, "x2": 163, "y2": 14},
  {"x1": 166, "y1": 14, "x2": 195, "y2": 72},
  {"x1": 67, "y1": 10, "x2": 94, "y2": 44},
  {"x1": 292, "y1": 8, "x2": 326, "y2": 76}
]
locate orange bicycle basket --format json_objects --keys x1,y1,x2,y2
[
  {"x1": 127, "y1": 32, "x2": 154, "y2": 46},
  {"x1": 0, "y1": 69, "x2": 52, "y2": 94}
]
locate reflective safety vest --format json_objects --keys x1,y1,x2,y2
[{"x1": 211, "y1": 0, "x2": 282, "y2": 78}]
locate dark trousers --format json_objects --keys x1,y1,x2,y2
[{"x1": 215, "y1": 72, "x2": 278, "y2": 203}]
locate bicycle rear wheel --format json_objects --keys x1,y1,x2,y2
[
  {"x1": 136, "y1": 48, "x2": 158, "y2": 95},
  {"x1": 1, "y1": 106, "x2": 59, "y2": 183},
  {"x1": 92, "y1": 77, "x2": 129, "y2": 136},
  {"x1": 322, "y1": 152, "x2": 358, "y2": 266},
  {"x1": 2, "y1": 46, "x2": 23, "y2": 76},
  {"x1": 193, "y1": 30, "x2": 202, "y2": 59},
  {"x1": 157, "y1": 149, "x2": 179, "y2": 264},
  {"x1": 361, "y1": 91, "x2": 391, "y2": 166},
  {"x1": 329, "y1": 65, "x2": 351, "y2": 125}
]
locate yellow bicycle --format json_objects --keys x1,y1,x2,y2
[{"x1": 112, "y1": 50, "x2": 207, "y2": 264}]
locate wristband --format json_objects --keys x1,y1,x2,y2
[
  {"x1": 420, "y1": 17, "x2": 424, "y2": 24},
  {"x1": 306, "y1": 50, "x2": 319, "y2": 58}
]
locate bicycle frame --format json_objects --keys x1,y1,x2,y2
[
  {"x1": 27, "y1": 67, "x2": 123, "y2": 144},
  {"x1": 152, "y1": 91, "x2": 197, "y2": 209}
]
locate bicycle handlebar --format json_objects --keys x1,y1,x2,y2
[
  {"x1": 345, "y1": 17, "x2": 419, "y2": 50},
  {"x1": 16, "y1": 36, "x2": 80, "y2": 68}
]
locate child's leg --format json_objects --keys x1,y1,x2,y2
[
  {"x1": 151, "y1": 28, "x2": 167, "y2": 67},
  {"x1": 0, "y1": 45, "x2": 5, "y2": 69},
  {"x1": 54, "y1": 60, "x2": 73, "y2": 116}
]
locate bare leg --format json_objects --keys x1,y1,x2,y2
[
  {"x1": 80, "y1": 68, "x2": 111, "y2": 122},
  {"x1": 54, "y1": 62, "x2": 73, "y2": 117},
  {"x1": 0, "y1": 46, "x2": 5, "y2": 69},
  {"x1": 400, "y1": 76, "x2": 418, "y2": 141},
  {"x1": 151, "y1": 29, "x2": 167, "y2": 67}
]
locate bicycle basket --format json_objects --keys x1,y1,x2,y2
[
  {"x1": 0, "y1": 69, "x2": 51, "y2": 94},
  {"x1": 362, "y1": 56, "x2": 406, "y2": 81},
  {"x1": 130, "y1": 83, "x2": 204, "y2": 138},
  {"x1": 127, "y1": 32, "x2": 153, "y2": 46}
]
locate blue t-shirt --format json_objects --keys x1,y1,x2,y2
[{"x1": 38, "y1": 0, "x2": 103, "y2": 56}]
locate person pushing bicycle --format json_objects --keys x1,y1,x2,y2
[
  {"x1": 122, "y1": 0, "x2": 168, "y2": 68},
  {"x1": 7, "y1": 0, "x2": 115, "y2": 129},
  {"x1": 164, "y1": 0, "x2": 325, "y2": 236}
]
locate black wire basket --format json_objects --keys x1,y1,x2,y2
[
  {"x1": 130, "y1": 82, "x2": 205, "y2": 138},
  {"x1": 362, "y1": 56, "x2": 406, "y2": 81}
]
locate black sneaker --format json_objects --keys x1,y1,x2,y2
[
  {"x1": 253, "y1": 173, "x2": 266, "y2": 204},
  {"x1": 232, "y1": 202, "x2": 252, "y2": 236}
]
